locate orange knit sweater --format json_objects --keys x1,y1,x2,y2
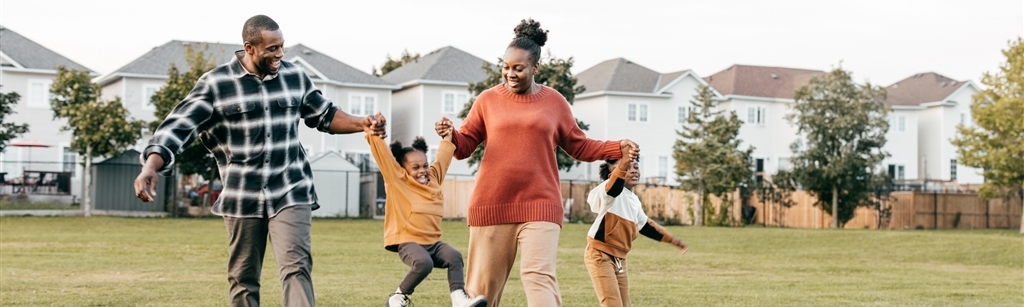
[
  {"x1": 367, "y1": 134, "x2": 455, "y2": 251},
  {"x1": 451, "y1": 85, "x2": 622, "y2": 227}
]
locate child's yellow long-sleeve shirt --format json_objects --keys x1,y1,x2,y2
[{"x1": 366, "y1": 134, "x2": 455, "y2": 252}]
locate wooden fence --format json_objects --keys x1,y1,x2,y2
[
  {"x1": 440, "y1": 177, "x2": 1022, "y2": 230},
  {"x1": 746, "y1": 191, "x2": 1021, "y2": 229}
]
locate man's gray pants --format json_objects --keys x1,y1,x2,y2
[{"x1": 224, "y1": 205, "x2": 314, "y2": 307}]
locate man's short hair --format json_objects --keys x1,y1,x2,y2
[{"x1": 242, "y1": 15, "x2": 280, "y2": 45}]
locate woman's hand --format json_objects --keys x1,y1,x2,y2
[
  {"x1": 619, "y1": 139, "x2": 639, "y2": 160},
  {"x1": 436, "y1": 117, "x2": 454, "y2": 141}
]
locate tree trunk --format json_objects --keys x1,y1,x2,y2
[
  {"x1": 83, "y1": 145, "x2": 92, "y2": 217},
  {"x1": 831, "y1": 186, "x2": 838, "y2": 229},
  {"x1": 1019, "y1": 186, "x2": 1023, "y2": 234},
  {"x1": 694, "y1": 183, "x2": 704, "y2": 226}
]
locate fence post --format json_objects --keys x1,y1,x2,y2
[
  {"x1": 933, "y1": 190, "x2": 938, "y2": 229},
  {"x1": 344, "y1": 171, "x2": 349, "y2": 218}
]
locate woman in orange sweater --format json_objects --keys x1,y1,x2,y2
[
  {"x1": 435, "y1": 19, "x2": 639, "y2": 307},
  {"x1": 364, "y1": 112, "x2": 486, "y2": 307}
]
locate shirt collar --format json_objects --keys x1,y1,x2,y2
[{"x1": 231, "y1": 50, "x2": 278, "y2": 81}]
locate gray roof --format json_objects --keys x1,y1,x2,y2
[
  {"x1": 285, "y1": 44, "x2": 390, "y2": 86},
  {"x1": 0, "y1": 26, "x2": 94, "y2": 73},
  {"x1": 576, "y1": 58, "x2": 689, "y2": 94},
  {"x1": 106, "y1": 40, "x2": 242, "y2": 78},
  {"x1": 101, "y1": 40, "x2": 388, "y2": 86},
  {"x1": 380, "y1": 46, "x2": 492, "y2": 86}
]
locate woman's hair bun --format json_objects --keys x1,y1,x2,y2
[{"x1": 513, "y1": 18, "x2": 548, "y2": 47}]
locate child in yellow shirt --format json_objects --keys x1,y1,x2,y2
[{"x1": 364, "y1": 113, "x2": 485, "y2": 307}]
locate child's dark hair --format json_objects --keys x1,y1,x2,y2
[
  {"x1": 599, "y1": 159, "x2": 619, "y2": 181},
  {"x1": 390, "y1": 137, "x2": 428, "y2": 166},
  {"x1": 508, "y1": 19, "x2": 548, "y2": 65}
]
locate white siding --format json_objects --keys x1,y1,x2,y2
[{"x1": 883, "y1": 108, "x2": 919, "y2": 180}]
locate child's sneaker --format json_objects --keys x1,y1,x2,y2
[
  {"x1": 386, "y1": 291, "x2": 411, "y2": 307},
  {"x1": 450, "y1": 289, "x2": 486, "y2": 307}
]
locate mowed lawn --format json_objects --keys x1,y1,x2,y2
[{"x1": 0, "y1": 217, "x2": 1020, "y2": 307}]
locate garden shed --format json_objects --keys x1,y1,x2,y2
[
  {"x1": 308, "y1": 151, "x2": 361, "y2": 217},
  {"x1": 90, "y1": 149, "x2": 173, "y2": 213}
]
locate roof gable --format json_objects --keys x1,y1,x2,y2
[
  {"x1": 576, "y1": 58, "x2": 714, "y2": 97},
  {"x1": 380, "y1": 46, "x2": 492, "y2": 86},
  {"x1": 884, "y1": 72, "x2": 966, "y2": 106},
  {"x1": 577, "y1": 58, "x2": 661, "y2": 93},
  {"x1": 0, "y1": 26, "x2": 95, "y2": 73},
  {"x1": 704, "y1": 64, "x2": 824, "y2": 99}
]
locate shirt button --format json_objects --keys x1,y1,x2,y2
[
  {"x1": 236, "y1": 107, "x2": 242, "y2": 112},
  {"x1": 264, "y1": 106, "x2": 269, "y2": 111}
]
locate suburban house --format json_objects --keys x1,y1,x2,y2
[
  {"x1": 380, "y1": 46, "x2": 492, "y2": 177},
  {"x1": 570, "y1": 58, "x2": 717, "y2": 186},
  {"x1": 884, "y1": 72, "x2": 983, "y2": 184},
  {"x1": 0, "y1": 26, "x2": 98, "y2": 200},
  {"x1": 95, "y1": 41, "x2": 398, "y2": 171},
  {"x1": 704, "y1": 64, "x2": 826, "y2": 182}
]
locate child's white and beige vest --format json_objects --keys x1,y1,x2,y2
[{"x1": 586, "y1": 166, "x2": 677, "y2": 259}]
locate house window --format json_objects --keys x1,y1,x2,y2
[
  {"x1": 950, "y1": 159, "x2": 957, "y2": 180},
  {"x1": 143, "y1": 84, "x2": 161, "y2": 110},
  {"x1": 778, "y1": 158, "x2": 791, "y2": 171},
  {"x1": 960, "y1": 113, "x2": 966, "y2": 126},
  {"x1": 443, "y1": 92, "x2": 468, "y2": 114},
  {"x1": 747, "y1": 106, "x2": 766, "y2": 126},
  {"x1": 628, "y1": 103, "x2": 648, "y2": 122},
  {"x1": 428, "y1": 148, "x2": 438, "y2": 163},
  {"x1": 887, "y1": 164, "x2": 904, "y2": 180},
  {"x1": 28, "y1": 80, "x2": 53, "y2": 108},
  {"x1": 898, "y1": 116, "x2": 905, "y2": 132},
  {"x1": 62, "y1": 147, "x2": 77, "y2": 177},
  {"x1": 678, "y1": 106, "x2": 688, "y2": 124},
  {"x1": 349, "y1": 94, "x2": 377, "y2": 117},
  {"x1": 658, "y1": 156, "x2": 668, "y2": 179}
]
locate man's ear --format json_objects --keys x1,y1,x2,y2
[{"x1": 243, "y1": 42, "x2": 254, "y2": 55}]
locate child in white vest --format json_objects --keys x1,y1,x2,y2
[{"x1": 584, "y1": 155, "x2": 688, "y2": 307}]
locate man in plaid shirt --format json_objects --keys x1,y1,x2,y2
[{"x1": 133, "y1": 15, "x2": 385, "y2": 307}]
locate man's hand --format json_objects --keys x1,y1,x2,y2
[
  {"x1": 365, "y1": 112, "x2": 387, "y2": 138},
  {"x1": 134, "y1": 154, "x2": 164, "y2": 202}
]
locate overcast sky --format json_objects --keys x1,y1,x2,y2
[{"x1": 2, "y1": 0, "x2": 1021, "y2": 85}]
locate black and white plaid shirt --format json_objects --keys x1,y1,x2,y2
[{"x1": 143, "y1": 51, "x2": 334, "y2": 218}]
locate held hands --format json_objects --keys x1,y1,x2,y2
[
  {"x1": 618, "y1": 139, "x2": 640, "y2": 170},
  {"x1": 364, "y1": 112, "x2": 387, "y2": 138},
  {"x1": 435, "y1": 116, "x2": 454, "y2": 141}
]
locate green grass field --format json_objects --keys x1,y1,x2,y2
[{"x1": 0, "y1": 217, "x2": 1020, "y2": 306}]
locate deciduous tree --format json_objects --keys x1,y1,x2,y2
[
  {"x1": 51, "y1": 66, "x2": 145, "y2": 216},
  {"x1": 787, "y1": 65, "x2": 890, "y2": 228},
  {"x1": 951, "y1": 38, "x2": 1024, "y2": 233}
]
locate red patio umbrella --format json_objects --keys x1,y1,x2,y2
[{"x1": 8, "y1": 140, "x2": 51, "y2": 195}]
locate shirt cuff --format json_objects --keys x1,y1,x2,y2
[{"x1": 141, "y1": 144, "x2": 175, "y2": 176}]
